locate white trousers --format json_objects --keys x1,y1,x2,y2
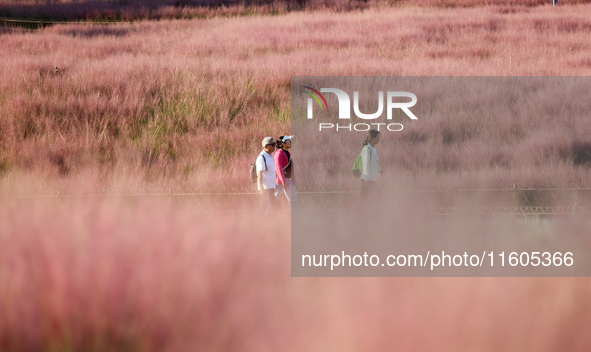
[{"x1": 275, "y1": 178, "x2": 298, "y2": 210}]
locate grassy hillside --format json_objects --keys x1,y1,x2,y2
[{"x1": 2, "y1": 5, "x2": 591, "y2": 188}]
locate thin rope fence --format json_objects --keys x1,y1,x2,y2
[{"x1": 2, "y1": 185, "x2": 591, "y2": 215}]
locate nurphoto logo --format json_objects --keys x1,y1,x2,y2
[{"x1": 302, "y1": 86, "x2": 418, "y2": 132}]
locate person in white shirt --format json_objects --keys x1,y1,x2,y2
[
  {"x1": 256, "y1": 136, "x2": 277, "y2": 208},
  {"x1": 360, "y1": 129, "x2": 382, "y2": 198}
]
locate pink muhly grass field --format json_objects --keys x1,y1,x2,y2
[
  {"x1": 2, "y1": 195, "x2": 591, "y2": 351},
  {"x1": 0, "y1": 197, "x2": 295, "y2": 352},
  {"x1": 292, "y1": 76, "x2": 591, "y2": 189},
  {"x1": 2, "y1": 3, "x2": 591, "y2": 352},
  {"x1": 2, "y1": 5, "x2": 591, "y2": 188}
]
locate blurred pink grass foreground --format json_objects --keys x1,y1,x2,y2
[
  {"x1": 0, "y1": 197, "x2": 297, "y2": 352},
  {"x1": 2, "y1": 196, "x2": 591, "y2": 351}
]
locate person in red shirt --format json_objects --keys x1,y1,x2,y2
[{"x1": 274, "y1": 135, "x2": 297, "y2": 211}]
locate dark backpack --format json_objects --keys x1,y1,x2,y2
[{"x1": 250, "y1": 154, "x2": 267, "y2": 183}]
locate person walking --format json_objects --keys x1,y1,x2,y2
[
  {"x1": 274, "y1": 135, "x2": 298, "y2": 210},
  {"x1": 256, "y1": 137, "x2": 277, "y2": 211},
  {"x1": 360, "y1": 129, "x2": 382, "y2": 199}
]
